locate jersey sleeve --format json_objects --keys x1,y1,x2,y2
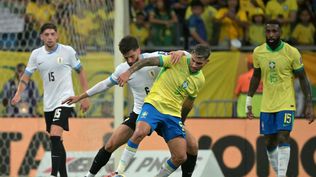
[
  {"x1": 25, "y1": 50, "x2": 38, "y2": 76},
  {"x1": 291, "y1": 48, "x2": 304, "y2": 72},
  {"x1": 68, "y1": 46, "x2": 81, "y2": 71},
  {"x1": 140, "y1": 51, "x2": 167, "y2": 60},
  {"x1": 109, "y1": 64, "x2": 126, "y2": 85},
  {"x1": 253, "y1": 47, "x2": 260, "y2": 69}
]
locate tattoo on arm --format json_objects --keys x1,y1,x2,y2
[
  {"x1": 128, "y1": 57, "x2": 160, "y2": 74},
  {"x1": 247, "y1": 68, "x2": 261, "y2": 97}
]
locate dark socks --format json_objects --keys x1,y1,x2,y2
[
  {"x1": 59, "y1": 141, "x2": 68, "y2": 177},
  {"x1": 181, "y1": 153, "x2": 197, "y2": 177},
  {"x1": 50, "y1": 136, "x2": 62, "y2": 176},
  {"x1": 89, "y1": 147, "x2": 112, "y2": 174}
]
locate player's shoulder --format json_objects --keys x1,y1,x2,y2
[
  {"x1": 58, "y1": 43, "x2": 76, "y2": 52},
  {"x1": 283, "y1": 42, "x2": 299, "y2": 53},
  {"x1": 253, "y1": 43, "x2": 266, "y2": 53},
  {"x1": 115, "y1": 62, "x2": 129, "y2": 73},
  {"x1": 140, "y1": 51, "x2": 169, "y2": 59}
]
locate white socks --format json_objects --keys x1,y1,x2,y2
[
  {"x1": 116, "y1": 147, "x2": 137, "y2": 174},
  {"x1": 267, "y1": 147, "x2": 278, "y2": 174},
  {"x1": 277, "y1": 145, "x2": 290, "y2": 177},
  {"x1": 84, "y1": 172, "x2": 95, "y2": 177},
  {"x1": 155, "y1": 159, "x2": 178, "y2": 177}
]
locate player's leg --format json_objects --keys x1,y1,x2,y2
[
  {"x1": 181, "y1": 128, "x2": 198, "y2": 177},
  {"x1": 86, "y1": 113, "x2": 137, "y2": 177},
  {"x1": 47, "y1": 107, "x2": 72, "y2": 177},
  {"x1": 275, "y1": 111, "x2": 294, "y2": 177},
  {"x1": 116, "y1": 121, "x2": 151, "y2": 174},
  {"x1": 86, "y1": 125, "x2": 134, "y2": 176},
  {"x1": 156, "y1": 115, "x2": 187, "y2": 177},
  {"x1": 157, "y1": 137, "x2": 187, "y2": 177},
  {"x1": 261, "y1": 112, "x2": 279, "y2": 174},
  {"x1": 116, "y1": 103, "x2": 159, "y2": 174}
]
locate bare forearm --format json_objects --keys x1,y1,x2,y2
[
  {"x1": 16, "y1": 74, "x2": 30, "y2": 95},
  {"x1": 248, "y1": 77, "x2": 260, "y2": 97},
  {"x1": 128, "y1": 57, "x2": 160, "y2": 74},
  {"x1": 298, "y1": 71, "x2": 313, "y2": 103},
  {"x1": 78, "y1": 68, "x2": 89, "y2": 92},
  {"x1": 181, "y1": 98, "x2": 194, "y2": 123}
]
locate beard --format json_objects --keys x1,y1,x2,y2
[{"x1": 266, "y1": 37, "x2": 281, "y2": 50}]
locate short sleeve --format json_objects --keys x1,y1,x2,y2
[
  {"x1": 25, "y1": 50, "x2": 38, "y2": 76},
  {"x1": 68, "y1": 46, "x2": 81, "y2": 70}
]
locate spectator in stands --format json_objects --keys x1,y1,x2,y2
[
  {"x1": 187, "y1": 0, "x2": 209, "y2": 46},
  {"x1": 235, "y1": 54, "x2": 262, "y2": 117},
  {"x1": 185, "y1": 0, "x2": 218, "y2": 45},
  {"x1": 148, "y1": 0, "x2": 178, "y2": 46},
  {"x1": 130, "y1": 0, "x2": 148, "y2": 23},
  {"x1": 2, "y1": 63, "x2": 40, "y2": 117},
  {"x1": 130, "y1": 12, "x2": 150, "y2": 46},
  {"x1": 26, "y1": 0, "x2": 55, "y2": 29},
  {"x1": 291, "y1": 9, "x2": 315, "y2": 45},
  {"x1": 215, "y1": 0, "x2": 248, "y2": 48},
  {"x1": 265, "y1": 0, "x2": 298, "y2": 41},
  {"x1": 247, "y1": 8, "x2": 265, "y2": 46}
]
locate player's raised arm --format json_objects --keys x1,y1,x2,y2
[
  {"x1": 11, "y1": 73, "x2": 31, "y2": 105},
  {"x1": 117, "y1": 57, "x2": 160, "y2": 87}
]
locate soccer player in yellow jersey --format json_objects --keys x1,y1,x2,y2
[
  {"x1": 246, "y1": 20, "x2": 315, "y2": 177},
  {"x1": 115, "y1": 44, "x2": 210, "y2": 177}
]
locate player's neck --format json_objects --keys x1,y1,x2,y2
[
  {"x1": 45, "y1": 44, "x2": 58, "y2": 53},
  {"x1": 267, "y1": 40, "x2": 281, "y2": 51}
]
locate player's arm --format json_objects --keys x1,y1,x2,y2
[
  {"x1": 246, "y1": 68, "x2": 261, "y2": 119},
  {"x1": 181, "y1": 97, "x2": 195, "y2": 124},
  {"x1": 62, "y1": 77, "x2": 115, "y2": 105},
  {"x1": 75, "y1": 66, "x2": 90, "y2": 112},
  {"x1": 11, "y1": 73, "x2": 31, "y2": 105},
  {"x1": 295, "y1": 69, "x2": 314, "y2": 123},
  {"x1": 117, "y1": 57, "x2": 160, "y2": 86}
]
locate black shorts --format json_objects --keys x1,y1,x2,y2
[
  {"x1": 44, "y1": 107, "x2": 76, "y2": 133},
  {"x1": 122, "y1": 112, "x2": 138, "y2": 131}
]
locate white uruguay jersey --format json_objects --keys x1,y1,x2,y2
[
  {"x1": 25, "y1": 44, "x2": 81, "y2": 112},
  {"x1": 110, "y1": 51, "x2": 169, "y2": 114}
]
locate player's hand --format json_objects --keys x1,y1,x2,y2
[
  {"x1": 11, "y1": 94, "x2": 21, "y2": 105},
  {"x1": 80, "y1": 98, "x2": 90, "y2": 113},
  {"x1": 62, "y1": 96, "x2": 81, "y2": 105},
  {"x1": 118, "y1": 70, "x2": 131, "y2": 87},
  {"x1": 246, "y1": 106, "x2": 254, "y2": 119},
  {"x1": 305, "y1": 103, "x2": 315, "y2": 124},
  {"x1": 170, "y1": 50, "x2": 184, "y2": 64}
]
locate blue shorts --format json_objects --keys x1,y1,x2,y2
[
  {"x1": 137, "y1": 103, "x2": 186, "y2": 142},
  {"x1": 260, "y1": 110, "x2": 295, "y2": 135}
]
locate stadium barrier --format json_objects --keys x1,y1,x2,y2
[{"x1": 0, "y1": 118, "x2": 316, "y2": 177}]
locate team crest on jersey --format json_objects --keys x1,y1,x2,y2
[
  {"x1": 140, "y1": 111, "x2": 148, "y2": 118},
  {"x1": 57, "y1": 57, "x2": 63, "y2": 64},
  {"x1": 182, "y1": 81, "x2": 188, "y2": 89},
  {"x1": 269, "y1": 61, "x2": 276, "y2": 69}
]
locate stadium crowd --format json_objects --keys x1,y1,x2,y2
[{"x1": 0, "y1": 0, "x2": 316, "y2": 51}]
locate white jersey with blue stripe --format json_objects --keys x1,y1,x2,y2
[
  {"x1": 110, "y1": 51, "x2": 168, "y2": 114},
  {"x1": 25, "y1": 43, "x2": 81, "y2": 111}
]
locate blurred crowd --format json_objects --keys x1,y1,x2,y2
[{"x1": 0, "y1": 0, "x2": 316, "y2": 51}]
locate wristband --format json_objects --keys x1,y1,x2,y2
[{"x1": 245, "y1": 96, "x2": 252, "y2": 113}]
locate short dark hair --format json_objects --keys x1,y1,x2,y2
[
  {"x1": 190, "y1": 0, "x2": 203, "y2": 8},
  {"x1": 119, "y1": 35, "x2": 140, "y2": 54},
  {"x1": 191, "y1": 44, "x2": 211, "y2": 60},
  {"x1": 265, "y1": 19, "x2": 281, "y2": 28},
  {"x1": 40, "y1": 22, "x2": 57, "y2": 34}
]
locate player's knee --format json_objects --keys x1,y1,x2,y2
[
  {"x1": 277, "y1": 132, "x2": 290, "y2": 144},
  {"x1": 186, "y1": 140, "x2": 198, "y2": 155},
  {"x1": 172, "y1": 153, "x2": 187, "y2": 165},
  {"x1": 104, "y1": 141, "x2": 117, "y2": 152}
]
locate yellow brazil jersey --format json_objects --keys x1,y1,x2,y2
[
  {"x1": 253, "y1": 41, "x2": 304, "y2": 112},
  {"x1": 144, "y1": 55, "x2": 205, "y2": 117}
]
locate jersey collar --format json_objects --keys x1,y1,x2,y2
[{"x1": 266, "y1": 41, "x2": 284, "y2": 52}]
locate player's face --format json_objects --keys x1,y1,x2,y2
[
  {"x1": 40, "y1": 29, "x2": 58, "y2": 49},
  {"x1": 265, "y1": 24, "x2": 281, "y2": 46},
  {"x1": 190, "y1": 54, "x2": 209, "y2": 73},
  {"x1": 123, "y1": 48, "x2": 140, "y2": 66}
]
